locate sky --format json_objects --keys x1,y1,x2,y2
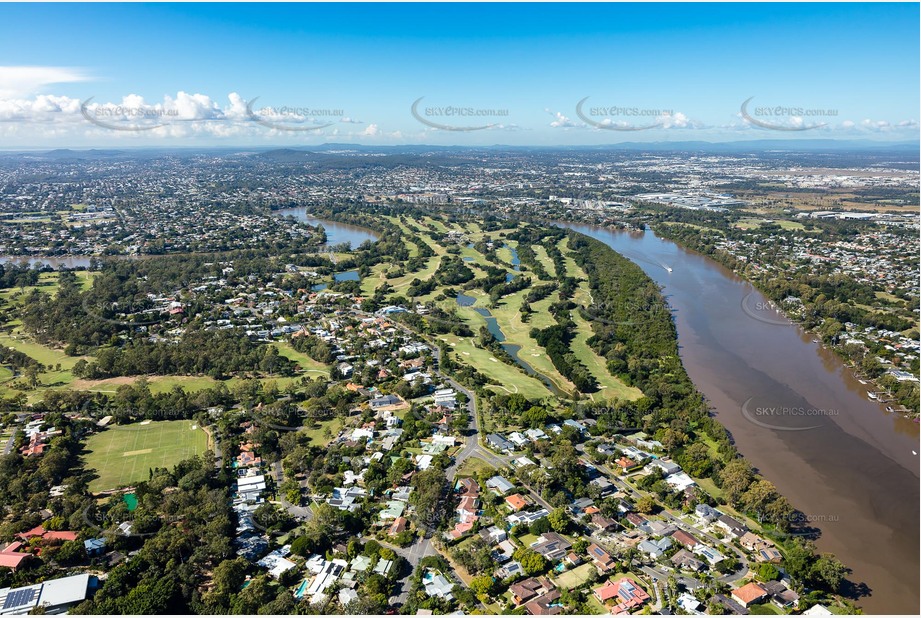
[{"x1": 1, "y1": 2, "x2": 918, "y2": 148}]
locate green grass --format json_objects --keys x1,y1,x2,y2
[
  {"x1": 272, "y1": 341, "x2": 331, "y2": 376},
  {"x1": 495, "y1": 243, "x2": 515, "y2": 266},
  {"x1": 531, "y1": 244, "x2": 557, "y2": 278},
  {"x1": 695, "y1": 476, "x2": 725, "y2": 501},
  {"x1": 70, "y1": 375, "x2": 222, "y2": 395},
  {"x1": 437, "y1": 332, "x2": 550, "y2": 400},
  {"x1": 455, "y1": 456, "x2": 496, "y2": 478},
  {"x1": 516, "y1": 533, "x2": 540, "y2": 547},
  {"x1": 84, "y1": 420, "x2": 208, "y2": 492},
  {"x1": 299, "y1": 416, "x2": 347, "y2": 446},
  {"x1": 569, "y1": 310, "x2": 643, "y2": 402},
  {"x1": 552, "y1": 562, "x2": 596, "y2": 590},
  {"x1": 749, "y1": 603, "x2": 782, "y2": 615},
  {"x1": 385, "y1": 255, "x2": 442, "y2": 293},
  {"x1": 0, "y1": 334, "x2": 86, "y2": 369},
  {"x1": 584, "y1": 596, "x2": 608, "y2": 614},
  {"x1": 454, "y1": 289, "x2": 573, "y2": 396}
]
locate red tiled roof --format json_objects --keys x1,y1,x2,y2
[{"x1": 732, "y1": 582, "x2": 768, "y2": 606}]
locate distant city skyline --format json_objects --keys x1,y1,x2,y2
[{"x1": 1, "y1": 2, "x2": 918, "y2": 147}]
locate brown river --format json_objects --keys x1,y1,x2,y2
[{"x1": 563, "y1": 223, "x2": 919, "y2": 614}]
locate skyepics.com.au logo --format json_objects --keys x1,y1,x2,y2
[
  {"x1": 245, "y1": 97, "x2": 347, "y2": 131},
  {"x1": 81, "y1": 97, "x2": 179, "y2": 132},
  {"x1": 741, "y1": 397, "x2": 838, "y2": 432},
  {"x1": 772, "y1": 513, "x2": 841, "y2": 539},
  {"x1": 740, "y1": 97, "x2": 837, "y2": 131},
  {"x1": 411, "y1": 97, "x2": 509, "y2": 131},
  {"x1": 740, "y1": 291, "x2": 805, "y2": 327},
  {"x1": 576, "y1": 97, "x2": 672, "y2": 131}
]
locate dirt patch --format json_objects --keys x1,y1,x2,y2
[{"x1": 123, "y1": 448, "x2": 153, "y2": 457}]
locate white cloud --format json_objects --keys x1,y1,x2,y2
[
  {"x1": 657, "y1": 111, "x2": 694, "y2": 129},
  {"x1": 546, "y1": 108, "x2": 577, "y2": 128},
  {"x1": 0, "y1": 66, "x2": 91, "y2": 98}
]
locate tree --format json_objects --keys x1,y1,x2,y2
[
  {"x1": 513, "y1": 548, "x2": 549, "y2": 575},
  {"x1": 530, "y1": 516, "x2": 551, "y2": 534},
  {"x1": 783, "y1": 538, "x2": 816, "y2": 586},
  {"x1": 811, "y1": 555, "x2": 848, "y2": 592},
  {"x1": 635, "y1": 495, "x2": 657, "y2": 514},
  {"x1": 719, "y1": 460, "x2": 754, "y2": 505},
  {"x1": 207, "y1": 558, "x2": 248, "y2": 609},
  {"x1": 548, "y1": 508, "x2": 570, "y2": 534},
  {"x1": 411, "y1": 467, "x2": 447, "y2": 530},
  {"x1": 740, "y1": 479, "x2": 779, "y2": 522},
  {"x1": 755, "y1": 562, "x2": 780, "y2": 582},
  {"x1": 470, "y1": 575, "x2": 495, "y2": 596}
]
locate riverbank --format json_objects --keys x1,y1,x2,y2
[
  {"x1": 650, "y1": 222, "x2": 919, "y2": 419},
  {"x1": 560, "y1": 222, "x2": 919, "y2": 615}
]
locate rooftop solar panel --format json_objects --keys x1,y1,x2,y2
[{"x1": 3, "y1": 587, "x2": 37, "y2": 610}]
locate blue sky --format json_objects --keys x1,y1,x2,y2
[{"x1": 1, "y1": 2, "x2": 918, "y2": 147}]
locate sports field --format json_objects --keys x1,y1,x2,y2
[{"x1": 84, "y1": 420, "x2": 208, "y2": 492}]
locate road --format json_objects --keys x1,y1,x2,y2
[
  {"x1": 272, "y1": 460, "x2": 314, "y2": 520},
  {"x1": 1, "y1": 427, "x2": 17, "y2": 455}
]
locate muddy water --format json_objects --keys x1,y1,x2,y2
[{"x1": 562, "y1": 223, "x2": 919, "y2": 614}]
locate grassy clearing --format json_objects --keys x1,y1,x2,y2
[
  {"x1": 272, "y1": 341, "x2": 331, "y2": 375},
  {"x1": 585, "y1": 596, "x2": 608, "y2": 614},
  {"x1": 495, "y1": 243, "x2": 515, "y2": 266},
  {"x1": 441, "y1": 288, "x2": 571, "y2": 396},
  {"x1": 479, "y1": 291, "x2": 574, "y2": 395},
  {"x1": 360, "y1": 263, "x2": 389, "y2": 296},
  {"x1": 70, "y1": 375, "x2": 222, "y2": 395},
  {"x1": 749, "y1": 603, "x2": 782, "y2": 615},
  {"x1": 0, "y1": 334, "x2": 90, "y2": 370},
  {"x1": 438, "y1": 332, "x2": 550, "y2": 400},
  {"x1": 531, "y1": 244, "x2": 557, "y2": 279},
  {"x1": 300, "y1": 416, "x2": 347, "y2": 446},
  {"x1": 0, "y1": 271, "x2": 98, "y2": 301},
  {"x1": 570, "y1": 310, "x2": 642, "y2": 401},
  {"x1": 386, "y1": 255, "x2": 442, "y2": 292},
  {"x1": 84, "y1": 420, "x2": 208, "y2": 492},
  {"x1": 455, "y1": 456, "x2": 496, "y2": 478}
]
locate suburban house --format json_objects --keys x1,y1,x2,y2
[
  {"x1": 524, "y1": 588, "x2": 563, "y2": 616},
  {"x1": 593, "y1": 577, "x2": 650, "y2": 614},
  {"x1": 670, "y1": 548, "x2": 705, "y2": 571},
  {"x1": 717, "y1": 514, "x2": 749, "y2": 538},
  {"x1": 530, "y1": 532, "x2": 571, "y2": 562},
  {"x1": 731, "y1": 582, "x2": 768, "y2": 608},
  {"x1": 0, "y1": 574, "x2": 99, "y2": 614},
  {"x1": 505, "y1": 494, "x2": 530, "y2": 512},
  {"x1": 486, "y1": 434, "x2": 514, "y2": 453},
  {"x1": 509, "y1": 576, "x2": 554, "y2": 606},
  {"x1": 486, "y1": 475, "x2": 516, "y2": 495},
  {"x1": 670, "y1": 529, "x2": 699, "y2": 548},
  {"x1": 638, "y1": 536, "x2": 673, "y2": 559},
  {"x1": 587, "y1": 543, "x2": 616, "y2": 572}
]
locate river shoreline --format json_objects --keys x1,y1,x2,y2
[
  {"x1": 561, "y1": 222, "x2": 920, "y2": 614},
  {"x1": 649, "y1": 222, "x2": 919, "y2": 421}
]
